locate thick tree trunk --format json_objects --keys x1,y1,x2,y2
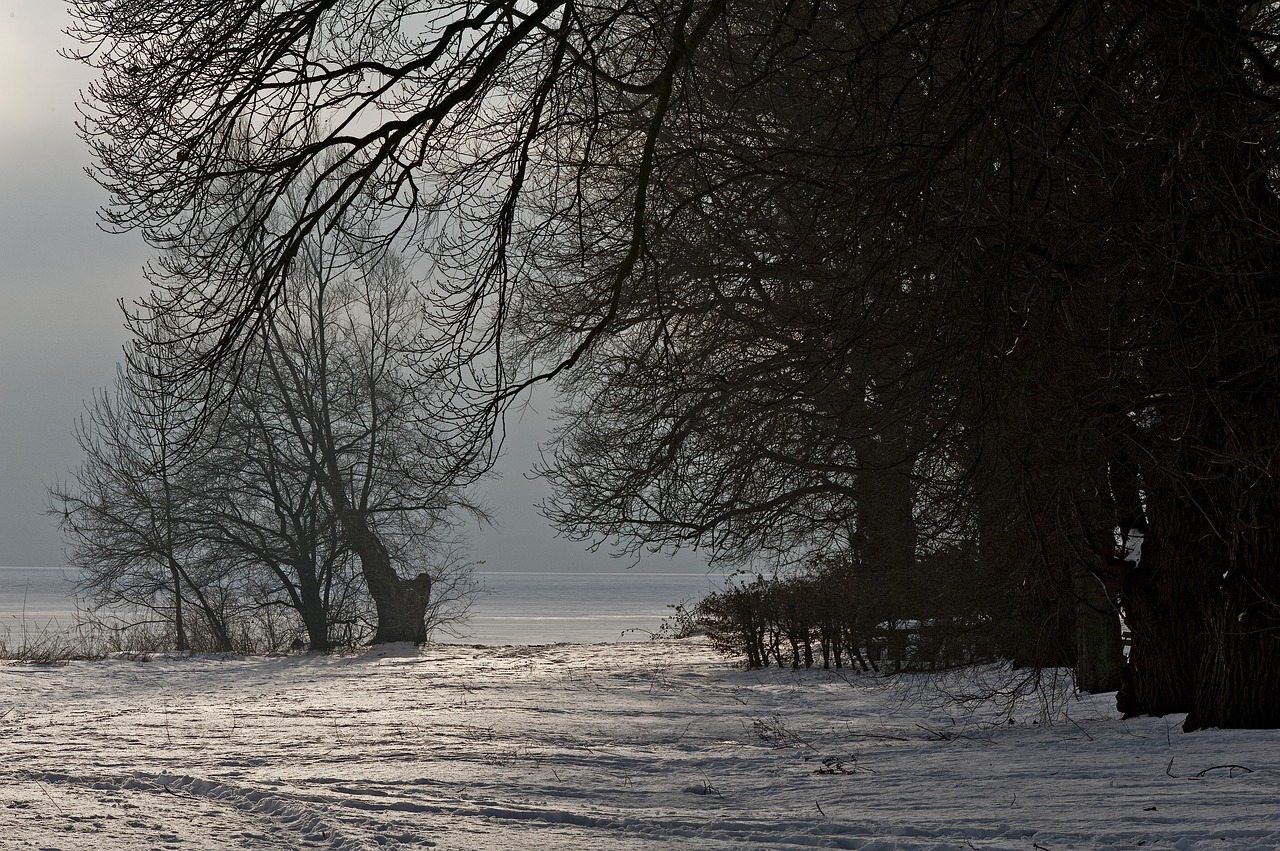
[
  {"x1": 979, "y1": 493, "x2": 1077, "y2": 670},
  {"x1": 343, "y1": 511, "x2": 433, "y2": 644},
  {"x1": 1187, "y1": 589, "x2": 1280, "y2": 731},
  {"x1": 1112, "y1": 4, "x2": 1280, "y2": 729},
  {"x1": 857, "y1": 451, "x2": 917, "y2": 671},
  {"x1": 1116, "y1": 515, "x2": 1200, "y2": 718},
  {"x1": 1183, "y1": 491, "x2": 1280, "y2": 730},
  {"x1": 316, "y1": 430, "x2": 433, "y2": 643},
  {"x1": 1008, "y1": 582, "x2": 1076, "y2": 670},
  {"x1": 296, "y1": 570, "x2": 331, "y2": 652},
  {"x1": 858, "y1": 463, "x2": 916, "y2": 585},
  {"x1": 972, "y1": 446, "x2": 1078, "y2": 671}
]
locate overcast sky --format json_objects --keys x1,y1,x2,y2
[{"x1": 0, "y1": 1, "x2": 706, "y2": 574}]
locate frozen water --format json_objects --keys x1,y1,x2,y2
[
  {"x1": 0, "y1": 569, "x2": 726, "y2": 645},
  {"x1": 0, "y1": 566, "x2": 78, "y2": 638},
  {"x1": 460, "y1": 571, "x2": 725, "y2": 644}
]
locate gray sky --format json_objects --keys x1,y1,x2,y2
[{"x1": 0, "y1": 1, "x2": 705, "y2": 574}]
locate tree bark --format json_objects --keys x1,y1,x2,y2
[
  {"x1": 1116, "y1": 512, "x2": 1200, "y2": 718},
  {"x1": 1072, "y1": 565, "x2": 1124, "y2": 694},
  {"x1": 166, "y1": 558, "x2": 189, "y2": 653},
  {"x1": 339, "y1": 508, "x2": 433, "y2": 644},
  {"x1": 856, "y1": 411, "x2": 918, "y2": 667},
  {"x1": 1111, "y1": 2, "x2": 1280, "y2": 729},
  {"x1": 1187, "y1": 581, "x2": 1280, "y2": 730},
  {"x1": 295, "y1": 568, "x2": 331, "y2": 652}
]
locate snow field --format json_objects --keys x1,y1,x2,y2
[{"x1": 0, "y1": 639, "x2": 1276, "y2": 850}]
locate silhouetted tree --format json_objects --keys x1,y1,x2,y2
[
  {"x1": 50, "y1": 359, "x2": 235, "y2": 651},
  {"x1": 239, "y1": 228, "x2": 486, "y2": 644},
  {"x1": 53, "y1": 235, "x2": 483, "y2": 648}
]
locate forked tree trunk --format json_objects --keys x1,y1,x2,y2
[{"x1": 339, "y1": 507, "x2": 432, "y2": 644}]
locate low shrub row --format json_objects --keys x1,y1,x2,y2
[{"x1": 666, "y1": 556, "x2": 1011, "y2": 672}]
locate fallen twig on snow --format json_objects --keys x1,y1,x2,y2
[{"x1": 1194, "y1": 764, "x2": 1253, "y2": 779}]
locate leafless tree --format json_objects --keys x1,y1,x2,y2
[
  {"x1": 49, "y1": 359, "x2": 235, "y2": 651},
  {"x1": 518, "y1": 0, "x2": 1280, "y2": 722},
  {"x1": 236, "y1": 226, "x2": 487, "y2": 644},
  {"x1": 53, "y1": 231, "x2": 484, "y2": 648}
]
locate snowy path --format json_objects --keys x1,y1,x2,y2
[{"x1": 0, "y1": 640, "x2": 1276, "y2": 849}]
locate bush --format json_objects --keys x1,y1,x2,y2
[{"x1": 681, "y1": 555, "x2": 1004, "y2": 673}]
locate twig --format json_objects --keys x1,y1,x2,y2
[
  {"x1": 1165, "y1": 757, "x2": 1176, "y2": 778},
  {"x1": 19, "y1": 772, "x2": 65, "y2": 815},
  {"x1": 696, "y1": 770, "x2": 723, "y2": 799},
  {"x1": 842, "y1": 725, "x2": 909, "y2": 742},
  {"x1": 815, "y1": 801, "x2": 826, "y2": 818},
  {"x1": 1065, "y1": 714, "x2": 1094, "y2": 742},
  {"x1": 916, "y1": 723, "x2": 957, "y2": 741},
  {"x1": 1194, "y1": 764, "x2": 1253, "y2": 778}
]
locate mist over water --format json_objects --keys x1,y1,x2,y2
[
  {"x1": 0, "y1": 567, "x2": 726, "y2": 645},
  {"x1": 460, "y1": 571, "x2": 727, "y2": 645},
  {"x1": 0, "y1": 566, "x2": 79, "y2": 638}
]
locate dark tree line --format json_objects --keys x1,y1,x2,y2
[{"x1": 69, "y1": 0, "x2": 1280, "y2": 728}]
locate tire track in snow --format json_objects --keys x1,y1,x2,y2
[
  {"x1": 275, "y1": 783, "x2": 1055, "y2": 850},
  {"x1": 12, "y1": 769, "x2": 435, "y2": 849}
]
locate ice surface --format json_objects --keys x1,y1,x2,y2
[
  {"x1": 0, "y1": 567, "x2": 78, "y2": 638},
  {"x1": 0, "y1": 569, "x2": 728, "y2": 646},
  {"x1": 0, "y1": 639, "x2": 1276, "y2": 849}
]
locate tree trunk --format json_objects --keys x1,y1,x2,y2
[
  {"x1": 166, "y1": 558, "x2": 189, "y2": 652},
  {"x1": 296, "y1": 570, "x2": 331, "y2": 652},
  {"x1": 1116, "y1": 516, "x2": 1200, "y2": 718},
  {"x1": 857, "y1": 450, "x2": 917, "y2": 671},
  {"x1": 1072, "y1": 566, "x2": 1124, "y2": 694},
  {"x1": 973, "y1": 457, "x2": 1077, "y2": 670},
  {"x1": 342, "y1": 511, "x2": 433, "y2": 644},
  {"x1": 1184, "y1": 491, "x2": 1280, "y2": 730},
  {"x1": 1114, "y1": 3, "x2": 1280, "y2": 729},
  {"x1": 1186, "y1": 588, "x2": 1280, "y2": 731},
  {"x1": 315, "y1": 418, "x2": 434, "y2": 643}
]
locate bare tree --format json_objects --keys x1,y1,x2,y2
[
  {"x1": 67, "y1": 0, "x2": 720, "y2": 421},
  {"x1": 49, "y1": 360, "x2": 235, "y2": 651},
  {"x1": 520, "y1": 0, "x2": 1280, "y2": 721},
  {"x1": 53, "y1": 231, "x2": 484, "y2": 648},
  {"x1": 244, "y1": 229, "x2": 487, "y2": 644}
]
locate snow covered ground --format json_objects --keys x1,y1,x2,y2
[{"x1": 0, "y1": 639, "x2": 1275, "y2": 850}]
